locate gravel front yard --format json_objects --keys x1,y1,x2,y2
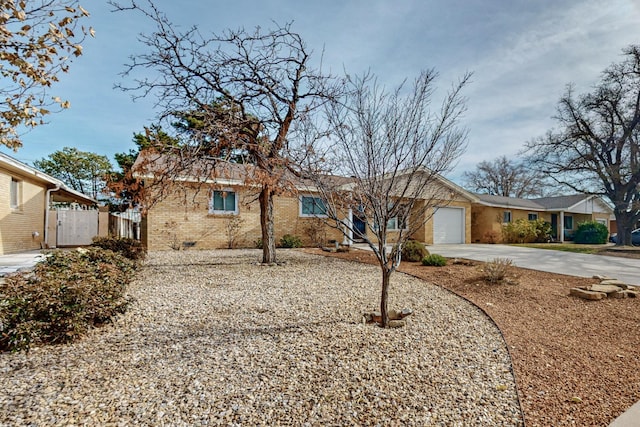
[{"x1": 0, "y1": 249, "x2": 523, "y2": 426}]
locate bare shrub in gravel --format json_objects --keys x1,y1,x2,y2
[{"x1": 480, "y1": 257, "x2": 516, "y2": 284}]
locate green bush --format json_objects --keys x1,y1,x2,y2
[
  {"x1": 401, "y1": 240, "x2": 429, "y2": 262},
  {"x1": 573, "y1": 221, "x2": 609, "y2": 244},
  {"x1": 0, "y1": 248, "x2": 135, "y2": 352},
  {"x1": 502, "y1": 219, "x2": 552, "y2": 243},
  {"x1": 279, "y1": 234, "x2": 303, "y2": 248},
  {"x1": 91, "y1": 236, "x2": 146, "y2": 261},
  {"x1": 421, "y1": 253, "x2": 447, "y2": 266}
]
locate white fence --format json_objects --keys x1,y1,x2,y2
[{"x1": 109, "y1": 209, "x2": 141, "y2": 240}]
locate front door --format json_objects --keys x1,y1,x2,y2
[
  {"x1": 353, "y1": 216, "x2": 367, "y2": 241},
  {"x1": 551, "y1": 214, "x2": 558, "y2": 240}
]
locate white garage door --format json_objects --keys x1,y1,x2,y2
[{"x1": 433, "y1": 207, "x2": 464, "y2": 244}]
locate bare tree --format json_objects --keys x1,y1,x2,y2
[
  {"x1": 462, "y1": 155, "x2": 548, "y2": 198},
  {"x1": 302, "y1": 70, "x2": 470, "y2": 328},
  {"x1": 111, "y1": 1, "x2": 343, "y2": 263},
  {"x1": 525, "y1": 45, "x2": 640, "y2": 246},
  {"x1": 0, "y1": 1, "x2": 92, "y2": 149}
]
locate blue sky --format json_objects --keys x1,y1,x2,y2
[{"x1": 3, "y1": 0, "x2": 639, "y2": 183}]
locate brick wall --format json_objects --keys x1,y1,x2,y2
[
  {"x1": 144, "y1": 184, "x2": 344, "y2": 250},
  {"x1": 0, "y1": 170, "x2": 46, "y2": 254}
]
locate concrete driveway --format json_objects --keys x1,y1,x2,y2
[{"x1": 427, "y1": 244, "x2": 640, "y2": 286}]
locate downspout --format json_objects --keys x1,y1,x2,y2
[{"x1": 44, "y1": 185, "x2": 60, "y2": 249}]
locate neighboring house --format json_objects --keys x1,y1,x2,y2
[
  {"x1": 0, "y1": 152, "x2": 102, "y2": 255},
  {"x1": 471, "y1": 193, "x2": 613, "y2": 243},
  {"x1": 134, "y1": 153, "x2": 477, "y2": 250}
]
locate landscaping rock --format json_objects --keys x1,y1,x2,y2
[
  {"x1": 624, "y1": 290, "x2": 638, "y2": 298},
  {"x1": 591, "y1": 284, "x2": 624, "y2": 294},
  {"x1": 388, "y1": 320, "x2": 406, "y2": 328},
  {"x1": 599, "y1": 279, "x2": 628, "y2": 287},
  {"x1": 570, "y1": 288, "x2": 607, "y2": 300},
  {"x1": 364, "y1": 309, "x2": 413, "y2": 324},
  {"x1": 610, "y1": 291, "x2": 628, "y2": 299}
]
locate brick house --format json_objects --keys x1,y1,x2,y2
[
  {"x1": 471, "y1": 193, "x2": 613, "y2": 243},
  {"x1": 134, "y1": 152, "x2": 615, "y2": 249},
  {"x1": 134, "y1": 153, "x2": 477, "y2": 250},
  {"x1": 0, "y1": 152, "x2": 99, "y2": 255}
]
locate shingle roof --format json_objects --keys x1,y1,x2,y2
[
  {"x1": 473, "y1": 192, "x2": 612, "y2": 214},
  {"x1": 532, "y1": 194, "x2": 591, "y2": 210},
  {"x1": 473, "y1": 193, "x2": 545, "y2": 210}
]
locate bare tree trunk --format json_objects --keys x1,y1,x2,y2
[
  {"x1": 260, "y1": 185, "x2": 277, "y2": 263},
  {"x1": 380, "y1": 267, "x2": 392, "y2": 328}
]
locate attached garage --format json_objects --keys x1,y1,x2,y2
[{"x1": 433, "y1": 206, "x2": 465, "y2": 244}]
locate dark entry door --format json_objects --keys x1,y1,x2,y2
[
  {"x1": 353, "y1": 216, "x2": 367, "y2": 241},
  {"x1": 551, "y1": 214, "x2": 558, "y2": 240}
]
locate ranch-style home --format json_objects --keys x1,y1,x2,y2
[
  {"x1": 134, "y1": 152, "x2": 478, "y2": 250},
  {"x1": 470, "y1": 193, "x2": 613, "y2": 243},
  {"x1": 0, "y1": 152, "x2": 101, "y2": 255},
  {"x1": 134, "y1": 152, "x2": 614, "y2": 250}
]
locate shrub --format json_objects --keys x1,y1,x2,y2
[
  {"x1": 480, "y1": 257, "x2": 514, "y2": 284},
  {"x1": 482, "y1": 230, "x2": 500, "y2": 244},
  {"x1": 279, "y1": 234, "x2": 303, "y2": 248},
  {"x1": 421, "y1": 253, "x2": 447, "y2": 266},
  {"x1": 502, "y1": 219, "x2": 552, "y2": 243},
  {"x1": 254, "y1": 238, "x2": 263, "y2": 249},
  {"x1": 0, "y1": 248, "x2": 135, "y2": 352},
  {"x1": 401, "y1": 240, "x2": 429, "y2": 262},
  {"x1": 573, "y1": 221, "x2": 609, "y2": 244},
  {"x1": 91, "y1": 236, "x2": 146, "y2": 261}
]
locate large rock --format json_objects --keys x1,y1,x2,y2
[
  {"x1": 599, "y1": 279, "x2": 628, "y2": 287},
  {"x1": 570, "y1": 288, "x2": 607, "y2": 300},
  {"x1": 610, "y1": 291, "x2": 628, "y2": 299},
  {"x1": 591, "y1": 284, "x2": 624, "y2": 294}
]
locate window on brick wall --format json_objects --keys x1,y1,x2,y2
[
  {"x1": 209, "y1": 190, "x2": 238, "y2": 214},
  {"x1": 503, "y1": 211, "x2": 512, "y2": 223},
  {"x1": 528, "y1": 212, "x2": 538, "y2": 221},
  {"x1": 564, "y1": 215, "x2": 573, "y2": 230},
  {"x1": 387, "y1": 210, "x2": 408, "y2": 231},
  {"x1": 299, "y1": 195, "x2": 327, "y2": 217},
  {"x1": 10, "y1": 177, "x2": 21, "y2": 210}
]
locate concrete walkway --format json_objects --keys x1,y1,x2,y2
[
  {"x1": 426, "y1": 244, "x2": 640, "y2": 286},
  {"x1": 0, "y1": 250, "x2": 46, "y2": 276}
]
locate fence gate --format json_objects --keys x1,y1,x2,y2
[{"x1": 56, "y1": 210, "x2": 99, "y2": 246}]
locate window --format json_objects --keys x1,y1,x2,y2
[
  {"x1": 10, "y1": 177, "x2": 21, "y2": 209},
  {"x1": 387, "y1": 213, "x2": 408, "y2": 231},
  {"x1": 209, "y1": 190, "x2": 237, "y2": 214},
  {"x1": 564, "y1": 215, "x2": 573, "y2": 230},
  {"x1": 528, "y1": 213, "x2": 538, "y2": 221},
  {"x1": 300, "y1": 196, "x2": 326, "y2": 217},
  {"x1": 503, "y1": 211, "x2": 512, "y2": 223}
]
